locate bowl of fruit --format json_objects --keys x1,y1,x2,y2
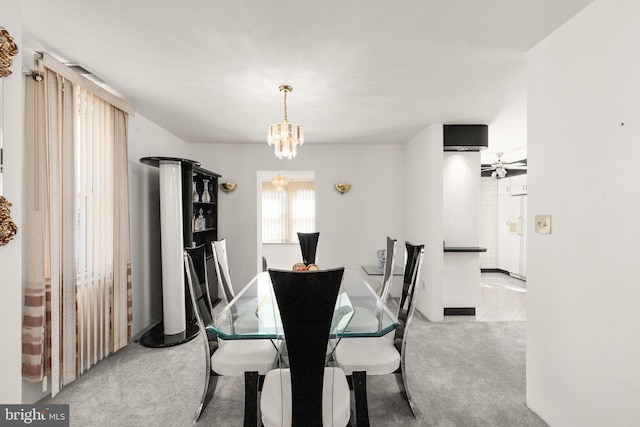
[{"x1": 292, "y1": 262, "x2": 320, "y2": 271}]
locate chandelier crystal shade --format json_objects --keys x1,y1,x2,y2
[
  {"x1": 268, "y1": 85, "x2": 304, "y2": 159},
  {"x1": 271, "y1": 174, "x2": 288, "y2": 190}
]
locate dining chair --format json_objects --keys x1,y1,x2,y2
[
  {"x1": 346, "y1": 236, "x2": 398, "y2": 333},
  {"x1": 184, "y1": 245, "x2": 279, "y2": 424},
  {"x1": 260, "y1": 268, "x2": 352, "y2": 427},
  {"x1": 378, "y1": 236, "x2": 398, "y2": 304},
  {"x1": 211, "y1": 239, "x2": 235, "y2": 305},
  {"x1": 333, "y1": 241, "x2": 425, "y2": 426},
  {"x1": 211, "y1": 239, "x2": 258, "y2": 334},
  {"x1": 297, "y1": 231, "x2": 320, "y2": 266}
]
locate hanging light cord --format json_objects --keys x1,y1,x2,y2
[{"x1": 282, "y1": 89, "x2": 288, "y2": 122}]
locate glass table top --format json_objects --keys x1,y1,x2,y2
[{"x1": 207, "y1": 269, "x2": 398, "y2": 340}]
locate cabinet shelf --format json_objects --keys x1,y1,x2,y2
[
  {"x1": 193, "y1": 228, "x2": 216, "y2": 234},
  {"x1": 193, "y1": 201, "x2": 216, "y2": 206}
]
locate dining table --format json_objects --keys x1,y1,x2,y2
[
  {"x1": 206, "y1": 268, "x2": 399, "y2": 340},
  {"x1": 205, "y1": 268, "x2": 399, "y2": 426}
]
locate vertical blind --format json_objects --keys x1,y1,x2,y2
[
  {"x1": 262, "y1": 181, "x2": 315, "y2": 243},
  {"x1": 22, "y1": 63, "x2": 132, "y2": 396}
]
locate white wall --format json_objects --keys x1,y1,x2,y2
[
  {"x1": 262, "y1": 243, "x2": 302, "y2": 270},
  {"x1": 127, "y1": 114, "x2": 191, "y2": 338},
  {"x1": 527, "y1": 0, "x2": 640, "y2": 425},
  {"x1": 443, "y1": 152, "x2": 480, "y2": 246},
  {"x1": 188, "y1": 143, "x2": 405, "y2": 293},
  {"x1": 0, "y1": 0, "x2": 23, "y2": 404},
  {"x1": 404, "y1": 125, "x2": 444, "y2": 322}
]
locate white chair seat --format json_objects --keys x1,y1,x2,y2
[
  {"x1": 334, "y1": 337, "x2": 400, "y2": 376},
  {"x1": 211, "y1": 340, "x2": 278, "y2": 376},
  {"x1": 260, "y1": 367, "x2": 351, "y2": 427}
]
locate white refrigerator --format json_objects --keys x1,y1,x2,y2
[{"x1": 498, "y1": 191, "x2": 527, "y2": 279}]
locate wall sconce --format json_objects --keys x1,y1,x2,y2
[
  {"x1": 220, "y1": 182, "x2": 237, "y2": 193},
  {"x1": 335, "y1": 183, "x2": 351, "y2": 194}
]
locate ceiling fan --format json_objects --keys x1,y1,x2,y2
[{"x1": 481, "y1": 153, "x2": 527, "y2": 178}]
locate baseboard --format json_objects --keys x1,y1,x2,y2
[
  {"x1": 444, "y1": 307, "x2": 476, "y2": 316},
  {"x1": 480, "y1": 268, "x2": 510, "y2": 274}
]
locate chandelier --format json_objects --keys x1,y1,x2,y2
[
  {"x1": 268, "y1": 85, "x2": 304, "y2": 159},
  {"x1": 271, "y1": 174, "x2": 288, "y2": 191}
]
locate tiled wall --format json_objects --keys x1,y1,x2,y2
[{"x1": 479, "y1": 177, "x2": 498, "y2": 268}]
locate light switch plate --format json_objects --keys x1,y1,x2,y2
[{"x1": 535, "y1": 215, "x2": 551, "y2": 234}]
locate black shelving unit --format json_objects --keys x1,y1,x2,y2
[
  {"x1": 138, "y1": 157, "x2": 221, "y2": 348},
  {"x1": 191, "y1": 166, "x2": 220, "y2": 258}
]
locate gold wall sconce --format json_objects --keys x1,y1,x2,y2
[
  {"x1": 220, "y1": 182, "x2": 237, "y2": 193},
  {"x1": 335, "y1": 183, "x2": 351, "y2": 194}
]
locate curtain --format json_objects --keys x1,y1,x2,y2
[
  {"x1": 22, "y1": 67, "x2": 132, "y2": 395},
  {"x1": 262, "y1": 180, "x2": 315, "y2": 243}
]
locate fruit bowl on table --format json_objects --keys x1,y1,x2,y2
[{"x1": 292, "y1": 263, "x2": 320, "y2": 271}]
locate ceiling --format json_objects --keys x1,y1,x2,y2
[{"x1": 21, "y1": 0, "x2": 593, "y2": 162}]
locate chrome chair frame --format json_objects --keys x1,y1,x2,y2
[
  {"x1": 185, "y1": 245, "x2": 277, "y2": 425},
  {"x1": 337, "y1": 241, "x2": 425, "y2": 426}
]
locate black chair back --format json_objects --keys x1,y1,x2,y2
[
  {"x1": 268, "y1": 267, "x2": 345, "y2": 426},
  {"x1": 394, "y1": 241, "x2": 425, "y2": 352},
  {"x1": 297, "y1": 232, "x2": 320, "y2": 265}
]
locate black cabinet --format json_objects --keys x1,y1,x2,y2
[
  {"x1": 190, "y1": 167, "x2": 221, "y2": 308},
  {"x1": 190, "y1": 167, "x2": 219, "y2": 257},
  {"x1": 139, "y1": 157, "x2": 221, "y2": 348}
]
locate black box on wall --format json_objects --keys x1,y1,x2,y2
[{"x1": 443, "y1": 124, "x2": 488, "y2": 151}]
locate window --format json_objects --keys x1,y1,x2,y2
[{"x1": 262, "y1": 179, "x2": 315, "y2": 243}]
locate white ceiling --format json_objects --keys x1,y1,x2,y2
[{"x1": 21, "y1": 0, "x2": 593, "y2": 163}]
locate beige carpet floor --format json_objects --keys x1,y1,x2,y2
[{"x1": 41, "y1": 311, "x2": 547, "y2": 427}]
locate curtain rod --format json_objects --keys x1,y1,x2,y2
[{"x1": 35, "y1": 52, "x2": 135, "y2": 116}]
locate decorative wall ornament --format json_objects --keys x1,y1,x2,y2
[
  {"x1": 0, "y1": 195, "x2": 17, "y2": 245},
  {"x1": 0, "y1": 26, "x2": 19, "y2": 78},
  {"x1": 0, "y1": 26, "x2": 19, "y2": 199},
  {"x1": 335, "y1": 183, "x2": 351, "y2": 194},
  {"x1": 220, "y1": 182, "x2": 237, "y2": 193}
]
